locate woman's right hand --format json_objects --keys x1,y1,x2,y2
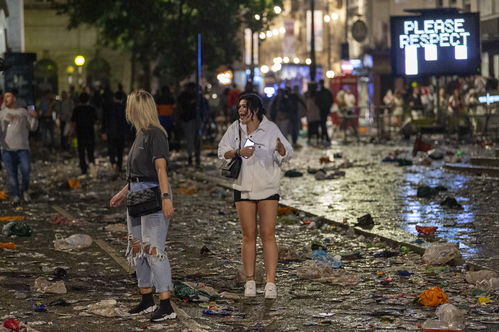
[
  {"x1": 110, "y1": 191, "x2": 125, "y2": 207},
  {"x1": 239, "y1": 146, "x2": 255, "y2": 158}
]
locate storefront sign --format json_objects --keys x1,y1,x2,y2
[{"x1": 390, "y1": 12, "x2": 480, "y2": 76}]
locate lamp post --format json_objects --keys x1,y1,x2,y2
[
  {"x1": 310, "y1": 0, "x2": 316, "y2": 82},
  {"x1": 74, "y1": 55, "x2": 85, "y2": 86}
]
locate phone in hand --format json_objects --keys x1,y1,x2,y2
[
  {"x1": 242, "y1": 138, "x2": 255, "y2": 158},
  {"x1": 27, "y1": 105, "x2": 35, "y2": 111},
  {"x1": 244, "y1": 138, "x2": 255, "y2": 147}
]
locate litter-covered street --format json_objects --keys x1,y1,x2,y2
[{"x1": 0, "y1": 141, "x2": 498, "y2": 331}]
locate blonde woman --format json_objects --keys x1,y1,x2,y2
[{"x1": 109, "y1": 90, "x2": 176, "y2": 322}]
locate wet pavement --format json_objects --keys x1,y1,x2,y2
[
  {"x1": 201, "y1": 139, "x2": 499, "y2": 273},
  {"x1": 0, "y1": 141, "x2": 497, "y2": 331}
]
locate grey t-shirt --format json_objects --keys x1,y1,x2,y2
[{"x1": 127, "y1": 126, "x2": 169, "y2": 180}]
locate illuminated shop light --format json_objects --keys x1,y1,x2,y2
[
  {"x1": 331, "y1": 13, "x2": 339, "y2": 21},
  {"x1": 264, "y1": 87, "x2": 275, "y2": 97},
  {"x1": 324, "y1": 15, "x2": 331, "y2": 23},
  {"x1": 259, "y1": 32, "x2": 266, "y2": 39},
  {"x1": 254, "y1": 14, "x2": 261, "y2": 21},
  {"x1": 305, "y1": 58, "x2": 312, "y2": 65},
  {"x1": 293, "y1": 57, "x2": 300, "y2": 64},
  {"x1": 260, "y1": 65, "x2": 270, "y2": 74},
  {"x1": 326, "y1": 70, "x2": 335, "y2": 78},
  {"x1": 283, "y1": 56, "x2": 290, "y2": 63},
  {"x1": 274, "y1": 6, "x2": 282, "y2": 14}
]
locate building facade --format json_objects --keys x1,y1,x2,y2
[{"x1": 22, "y1": 0, "x2": 131, "y2": 97}]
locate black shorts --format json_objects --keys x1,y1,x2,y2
[{"x1": 234, "y1": 190, "x2": 280, "y2": 203}]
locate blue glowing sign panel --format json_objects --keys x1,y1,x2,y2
[{"x1": 390, "y1": 13, "x2": 480, "y2": 76}]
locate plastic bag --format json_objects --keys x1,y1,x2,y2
[
  {"x1": 422, "y1": 243, "x2": 462, "y2": 265},
  {"x1": 32, "y1": 276, "x2": 67, "y2": 294},
  {"x1": 53, "y1": 234, "x2": 92, "y2": 251},
  {"x1": 422, "y1": 303, "x2": 465, "y2": 331}
]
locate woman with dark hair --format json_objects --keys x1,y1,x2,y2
[{"x1": 218, "y1": 93, "x2": 293, "y2": 299}]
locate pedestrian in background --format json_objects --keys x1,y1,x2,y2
[
  {"x1": 0, "y1": 91, "x2": 38, "y2": 203},
  {"x1": 57, "y1": 91, "x2": 74, "y2": 151},
  {"x1": 109, "y1": 89, "x2": 176, "y2": 322},
  {"x1": 101, "y1": 91, "x2": 128, "y2": 176},
  {"x1": 71, "y1": 93, "x2": 97, "y2": 176},
  {"x1": 287, "y1": 86, "x2": 306, "y2": 148},
  {"x1": 315, "y1": 79, "x2": 333, "y2": 146},
  {"x1": 177, "y1": 82, "x2": 200, "y2": 166},
  {"x1": 218, "y1": 93, "x2": 293, "y2": 299},
  {"x1": 38, "y1": 90, "x2": 56, "y2": 149},
  {"x1": 270, "y1": 88, "x2": 291, "y2": 139},
  {"x1": 305, "y1": 86, "x2": 320, "y2": 145}
]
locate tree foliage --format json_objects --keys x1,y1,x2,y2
[{"x1": 55, "y1": 0, "x2": 282, "y2": 86}]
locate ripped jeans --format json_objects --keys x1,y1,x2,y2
[{"x1": 126, "y1": 211, "x2": 173, "y2": 293}]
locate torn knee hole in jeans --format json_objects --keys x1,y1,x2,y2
[{"x1": 127, "y1": 236, "x2": 165, "y2": 261}]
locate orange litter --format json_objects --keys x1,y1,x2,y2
[
  {"x1": 418, "y1": 286, "x2": 448, "y2": 307},
  {"x1": 67, "y1": 178, "x2": 81, "y2": 189},
  {"x1": 0, "y1": 216, "x2": 25, "y2": 222},
  {"x1": 0, "y1": 242, "x2": 16, "y2": 249},
  {"x1": 0, "y1": 192, "x2": 8, "y2": 200}
]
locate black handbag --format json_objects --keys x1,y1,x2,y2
[
  {"x1": 221, "y1": 124, "x2": 242, "y2": 179},
  {"x1": 126, "y1": 186, "x2": 162, "y2": 217}
]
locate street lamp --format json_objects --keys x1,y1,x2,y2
[
  {"x1": 74, "y1": 55, "x2": 85, "y2": 86},
  {"x1": 254, "y1": 14, "x2": 261, "y2": 20},
  {"x1": 274, "y1": 6, "x2": 282, "y2": 14},
  {"x1": 74, "y1": 55, "x2": 85, "y2": 66}
]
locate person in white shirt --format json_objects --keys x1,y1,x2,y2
[
  {"x1": 0, "y1": 92, "x2": 38, "y2": 203},
  {"x1": 218, "y1": 93, "x2": 293, "y2": 299}
]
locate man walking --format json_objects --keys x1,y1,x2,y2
[
  {"x1": 0, "y1": 91, "x2": 38, "y2": 203},
  {"x1": 71, "y1": 93, "x2": 97, "y2": 176}
]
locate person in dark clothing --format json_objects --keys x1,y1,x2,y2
[
  {"x1": 177, "y1": 83, "x2": 200, "y2": 166},
  {"x1": 270, "y1": 89, "x2": 291, "y2": 139},
  {"x1": 315, "y1": 79, "x2": 333, "y2": 145},
  {"x1": 71, "y1": 93, "x2": 97, "y2": 176},
  {"x1": 287, "y1": 86, "x2": 306, "y2": 147},
  {"x1": 102, "y1": 91, "x2": 128, "y2": 175},
  {"x1": 155, "y1": 85, "x2": 175, "y2": 141}
]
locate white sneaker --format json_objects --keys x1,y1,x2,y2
[
  {"x1": 23, "y1": 192, "x2": 31, "y2": 202},
  {"x1": 244, "y1": 280, "x2": 256, "y2": 297},
  {"x1": 264, "y1": 282, "x2": 277, "y2": 299}
]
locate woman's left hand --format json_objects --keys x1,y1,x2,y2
[
  {"x1": 276, "y1": 138, "x2": 286, "y2": 156},
  {"x1": 162, "y1": 198, "x2": 174, "y2": 219}
]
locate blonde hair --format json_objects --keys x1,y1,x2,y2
[{"x1": 126, "y1": 89, "x2": 166, "y2": 135}]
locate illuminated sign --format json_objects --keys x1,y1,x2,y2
[
  {"x1": 391, "y1": 13, "x2": 480, "y2": 76},
  {"x1": 479, "y1": 93, "x2": 499, "y2": 105}
]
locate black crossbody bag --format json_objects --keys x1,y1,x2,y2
[
  {"x1": 126, "y1": 177, "x2": 162, "y2": 217},
  {"x1": 221, "y1": 124, "x2": 242, "y2": 179}
]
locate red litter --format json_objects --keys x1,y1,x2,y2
[{"x1": 416, "y1": 226, "x2": 438, "y2": 235}]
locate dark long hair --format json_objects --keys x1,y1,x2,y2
[{"x1": 237, "y1": 93, "x2": 266, "y2": 121}]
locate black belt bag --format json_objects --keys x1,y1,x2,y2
[{"x1": 126, "y1": 186, "x2": 162, "y2": 217}]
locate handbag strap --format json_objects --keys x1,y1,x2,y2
[{"x1": 238, "y1": 121, "x2": 241, "y2": 150}]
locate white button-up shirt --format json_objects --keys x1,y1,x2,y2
[{"x1": 218, "y1": 116, "x2": 293, "y2": 200}]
